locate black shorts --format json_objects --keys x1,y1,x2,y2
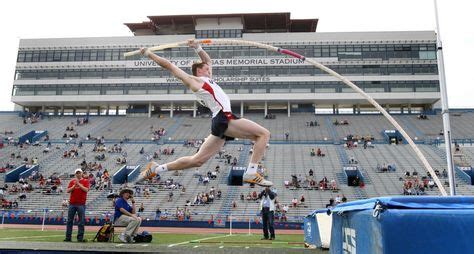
[{"x1": 211, "y1": 111, "x2": 239, "y2": 141}]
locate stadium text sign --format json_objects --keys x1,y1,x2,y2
[{"x1": 128, "y1": 57, "x2": 337, "y2": 68}]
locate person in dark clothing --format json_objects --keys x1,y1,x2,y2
[{"x1": 258, "y1": 187, "x2": 277, "y2": 240}]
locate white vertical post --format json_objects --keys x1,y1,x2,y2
[
  {"x1": 434, "y1": 0, "x2": 456, "y2": 195},
  {"x1": 240, "y1": 101, "x2": 244, "y2": 117},
  {"x1": 287, "y1": 101, "x2": 291, "y2": 117},
  {"x1": 41, "y1": 209, "x2": 47, "y2": 231},
  {"x1": 264, "y1": 101, "x2": 268, "y2": 117},
  {"x1": 248, "y1": 217, "x2": 251, "y2": 235},
  {"x1": 148, "y1": 102, "x2": 152, "y2": 118},
  {"x1": 193, "y1": 101, "x2": 197, "y2": 118},
  {"x1": 170, "y1": 102, "x2": 174, "y2": 118}
]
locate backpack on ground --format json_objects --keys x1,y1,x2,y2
[
  {"x1": 133, "y1": 231, "x2": 153, "y2": 243},
  {"x1": 93, "y1": 222, "x2": 113, "y2": 242}
]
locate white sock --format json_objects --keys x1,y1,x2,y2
[
  {"x1": 155, "y1": 164, "x2": 168, "y2": 172},
  {"x1": 245, "y1": 163, "x2": 258, "y2": 175}
]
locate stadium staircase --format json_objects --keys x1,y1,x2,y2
[
  {"x1": 428, "y1": 145, "x2": 471, "y2": 185},
  {"x1": 398, "y1": 116, "x2": 425, "y2": 140},
  {"x1": 335, "y1": 145, "x2": 368, "y2": 199},
  {"x1": 160, "y1": 117, "x2": 184, "y2": 144},
  {"x1": 325, "y1": 116, "x2": 340, "y2": 144}
]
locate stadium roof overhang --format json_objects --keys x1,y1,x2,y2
[{"x1": 124, "y1": 12, "x2": 318, "y2": 35}]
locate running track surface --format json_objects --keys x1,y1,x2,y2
[{"x1": 2, "y1": 224, "x2": 303, "y2": 235}]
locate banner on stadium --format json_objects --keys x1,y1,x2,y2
[{"x1": 128, "y1": 57, "x2": 337, "y2": 68}]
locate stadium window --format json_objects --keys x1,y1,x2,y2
[
  {"x1": 97, "y1": 50, "x2": 105, "y2": 61},
  {"x1": 46, "y1": 51, "x2": 53, "y2": 62},
  {"x1": 67, "y1": 51, "x2": 75, "y2": 61},
  {"x1": 89, "y1": 50, "x2": 97, "y2": 61},
  {"x1": 60, "y1": 51, "x2": 67, "y2": 62},
  {"x1": 82, "y1": 51, "x2": 90, "y2": 61},
  {"x1": 17, "y1": 52, "x2": 25, "y2": 62},
  {"x1": 74, "y1": 51, "x2": 83, "y2": 61},
  {"x1": 39, "y1": 51, "x2": 47, "y2": 62},
  {"x1": 105, "y1": 50, "x2": 113, "y2": 61},
  {"x1": 32, "y1": 51, "x2": 40, "y2": 62},
  {"x1": 112, "y1": 50, "x2": 120, "y2": 61},
  {"x1": 321, "y1": 46, "x2": 330, "y2": 57},
  {"x1": 25, "y1": 51, "x2": 33, "y2": 62}
]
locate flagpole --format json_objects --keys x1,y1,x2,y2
[{"x1": 434, "y1": 0, "x2": 456, "y2": 195}]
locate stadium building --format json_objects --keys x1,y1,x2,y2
[{"x1": 12, "y1": 12, "x2": 439, "y2": 116}]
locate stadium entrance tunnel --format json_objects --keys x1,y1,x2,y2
[
  {"x1": 228, "y1": 166, "x2": 245, "y2": 186},
  {"x1": 112, "y1": 165, "x2": 141, "y2": 184},
  {"x1": 343, "y1": 166, "x2": 364, "y2": 187},
  {"x1": 5, "y1": 164, "x2": 39, "y2": 183},
  {"x1": 382, "y1": 130, "x2": 405, "y2": 145},
  {"x1": 19, "y1": 130, "x2": 48, "y2": 144}
]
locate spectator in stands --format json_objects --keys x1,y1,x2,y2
[
  {"x1": 138, "y1": 203, "x2": 145, "y2": 213},
  {"x1": 258, "y1": 187, "x2": 277, "y2": 240},
  {"x1": 292, "y1": 197, "x2": 298, "y2": 208},
  {"x1": 155, "y1": 208, "x2": 162, "y2": 220},
  {"x1": 349, "y1": 156, "x2": 357, "y2": 164},
  {"x1": 64, "y1": 168, "x2": 89, "y2": 242},
  {"x1": 114, "y1": 188, "x2": 142, "y2": 243},
  {"x1": 341, "y1": 195, "x2": 347, "y2": 203},
  {"x1": 325, "y1": 198, "x2": 335, "y2": 208}
]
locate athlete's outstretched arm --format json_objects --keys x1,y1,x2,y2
[
  {"x1": 188, "y1": 39, "x2": 212, "y2": 77},
  {"x1": 140, "y1": 48, "x2": 201, "y2": 92}
]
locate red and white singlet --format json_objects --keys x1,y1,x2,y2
[{"x1": 193, "y1": 77, "x2": 232, "y2": 117}]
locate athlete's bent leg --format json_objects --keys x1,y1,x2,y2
[
  {"x1": 225, "y1": 118, "x2": 272, "y2": 186},
  {"x1": 225, "y1": 118, "x2": 270, "y2": 163}
]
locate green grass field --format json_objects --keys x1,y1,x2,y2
[{"x1": 0, "y1": 228, "x2": 306, "y2": 249}]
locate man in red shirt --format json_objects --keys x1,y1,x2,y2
[{"x1": 64, "y1": 168, "x2": 89, "y2": 242}]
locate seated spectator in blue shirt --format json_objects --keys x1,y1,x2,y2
[{"x1": 114, "y1": 188, "x2": 142, "y2": 243}]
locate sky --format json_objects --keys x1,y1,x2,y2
[{"x1": 0, "y1": 0, "x2": 472, "y2": 111}]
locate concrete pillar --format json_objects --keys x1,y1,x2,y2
[
  {"x1": 148, "y1": 102, "x2": 152, "y2": 118},
  {"x1": 287, "y1": 101, "x2": 291, "y2": 117},
  {"x1": 170, "y1": 102, "x2": 174, "y2": 118},
  {"x1": 116, "y1": 106, "x2": 119, "y2": 115},
  {"x1": 385, "y1": 104, "x2": 390, "y2": 114},
  {"x1": 87, "y1": 105, "x2": 90, "y2": 115},
  {"x1": 106, "y1": 105, "x2": 110, "y2": 116},
  {"x1": 41, "y1": 105, "x2": 45, "y2": 112},
  {"x1": 73, "y1": 108, "x2": 76, "y2": 116},
  {"x1": 357, "y1": 104, "x2": 361, "y2": 114},
  {"x1": 60, "y1": 105, "x2": 64, "y2": 116},
  {"x1": 240, "y1": 101, "x2": 244, "y2": 117},
  {"x1": 97, "y1": 106, "x2": 101, "y2": 115},
  {"x1": 193, "y1": 101, "x2": 197, "y2": 118},
  {"x1": 264, "y1": 101, "x2": 268, "y2": 117},
  {"x1": 408, "y1": 104, "x2": 412, "y2": 114},
  {"x1": 333, "y1": 105, "x2": 337, "y2": 115},
  {"x1": 353, "y1": 105, "x2": 356, "y2": 115}
]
